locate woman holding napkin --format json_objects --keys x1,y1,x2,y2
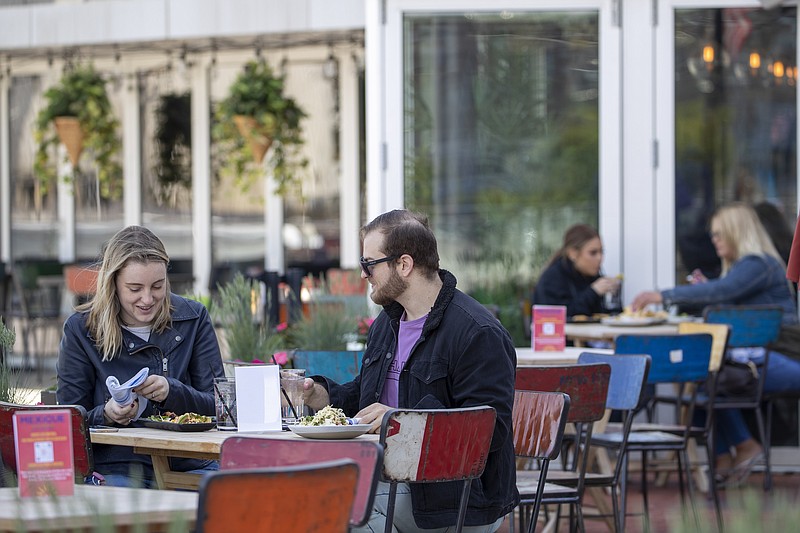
[{"x1": 57, "y1": 225, "x2": 226, "y2": 487}]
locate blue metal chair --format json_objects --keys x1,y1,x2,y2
[
  {"x1": 611, "y1": 333, "x2": 713, "y2": 530},
  {"x1": 703, "y1": 304, "x2": 783, "y2": 491},
  {"x1": 579, "y1": 352, "x2": 651, "y2": 533}
]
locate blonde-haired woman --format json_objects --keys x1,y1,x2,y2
[
  {"x1": 631, "y1": 202, "x2": 800, "y2": 485},
  {"x1": 58, "y1": 225, "x2": 225, "y2": 487}
]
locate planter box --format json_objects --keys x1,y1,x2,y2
[{"x1": 292, "y1": 351, "x2": 364, "y2": 384}]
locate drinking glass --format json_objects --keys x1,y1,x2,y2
[
  {"x1": 214, "y1": 377, "x2": 237, "y2": 431},
  {"x1": 279, "y1": 369, "x2": 305, "y2": 424}
]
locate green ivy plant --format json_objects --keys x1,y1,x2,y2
[
  {"x1": 33, "y1": 63, "x2": 122, "y2": 199},
  {"x1": 212, "y1": 60, "x2": 308, "y2": 196}
]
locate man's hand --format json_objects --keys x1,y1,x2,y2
[
  {"x1": 302, "y1": 378, "x2": 330, "y2": 410},
  {"x1": 630, "y1": 291, "x2": 663, "y2": 312},
  {"x1": 355, "y1": 403, "x2": 391, "y2": 434}
]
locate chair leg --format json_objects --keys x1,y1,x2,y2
[
  {"x1": 753, "y1": 406, "x2": 771, "y2": 492},
  {"x1": 705, "y1": 440, "x2": 724, "y2": 533},
  {"x1": 384, "y1": 483, "x2": 398, "y2": 533},
  {"x1": 764, "y1": 400, "x2": 774, "y2": 492},
  {"x1": 680, "y1": 450, "x2": 700, "y2": 528},
  {"x1": 455, "y1": 479, "x2": 472, "y2": 533},
  {"x1": 619, "y1": 453, "x2": 629, "y2": 532},
  {"x1": 640, "y1": 451, "x2": 650, "y2": 527}
]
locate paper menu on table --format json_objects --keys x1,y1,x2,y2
[
  {"x1": 106, "y1": 367, "x2": 149, "y2": 420},
  {"x1": 234, "y1": 365, "x2": 282, "y2": 432},
  {"x1": 532, "y1": 305, "x2": 566, "y2": 351}
]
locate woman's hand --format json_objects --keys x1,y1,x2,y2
[
  {"x1": 133, "y1": 375, "x2": 170, "y2": 404},
  {"x1": 104, "y1": 398, "x2": 139, "y2": 425},
  {"x1": 631, "y1": 291, "x2": 663, "y2": 311},
  {"x1": 592, "y1": 276, "x2": 621, "y2": 296}
]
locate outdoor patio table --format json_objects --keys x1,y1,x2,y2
[
  {"x1": 565, "y1": 322, "x2": 679, "y2": 346},
  {"x1": 0, "y1": 484, "x2": 197, "y2": 532},
  {"x1": 90, "y1": 426, "x2": 378, "y2": 490},
  {"x1": 516, "y1": 346, "x2": 612, "y2": 365}
]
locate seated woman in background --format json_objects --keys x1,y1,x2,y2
[
  {"x1": 631, "y1": 203, "x2": 800, "y2": 484},
  {"x1": 533, "y1": 223, "x2": 622, "y2": 317},
  {"x1": 57, "y1": 225, "x2": 226, "y2": 487}
]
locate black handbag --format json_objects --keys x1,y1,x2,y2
[
  {"x1": 715, "y1": 359, "x2": 759, "y2": 397},
  {"x1": 767, "y1": 324, "x2": 800, "y2": 361}
]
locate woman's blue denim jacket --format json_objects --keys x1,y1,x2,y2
[{"x1": 661, "y1": 254, "x2": 798, "y2": 325}]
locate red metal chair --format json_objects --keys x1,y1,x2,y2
[
  {"x1": 0, "y1": 401, "x2": 94, "y2": 486},
  {"x1": 219, "y1": 436, "x2": 382, "y2": 527},
  {"x1": 511, "y1": 390, "x2": 571, "y2": 533},
  {"x1": 196, "y1": 459, "x2": 358, "y2": 533},
  {"x1": 513, "y1": 364, "x2": 611, "y2": 533},
  {"x1": 379, "y1": 405, "x2": 497, "y2": 533}
]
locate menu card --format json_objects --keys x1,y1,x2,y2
[
  {"x1": 234, "y1": 364, "x2": 282, "y2": 432},
  {"x1": 532, "y1": 305, "x2": 566, "y2": 351},
  {"x1": 13, "y1": 410, "x2": 75, "y2": 497}
]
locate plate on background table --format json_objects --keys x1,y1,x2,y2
[
  {"x1": 141, "y1": 419, "x2": 216, "y2": 432},
  {"x1": 289, "y1": 424, "x2": 373, "y2": 440},
  {"x1": 600, "y1": 316, "x2": 666, "y2": 327}
]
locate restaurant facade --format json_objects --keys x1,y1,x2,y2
[{"x1": 0, "y1": 0, "x2": 795, "y2": 301}]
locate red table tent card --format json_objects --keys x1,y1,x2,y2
[
  {"x1": 13, "y1": 410, "x2": 75, "y2": 497},
  {"x1": 532, "y1": 305, "x2": 566, "y2": 351}
]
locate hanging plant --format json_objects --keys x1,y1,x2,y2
[
  {"x1": 33, "y1": 63, "x2": 122, "y2": 200},
  {"x1": 153, "y1": 92, "x2": 192, "y2": 201},
  {"x1": 212, "y1": 60, "x2": 308, "y2": 196}
]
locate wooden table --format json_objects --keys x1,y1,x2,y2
[
  {"x1": 516, "y1": 346, "x2": 612, "y2": 366},
  {"x1": 0, "y1": 485, "x2": 197, "y2": 532},
  {"x1": 565, "y1": 322, "x2": 679, "y2": 346},
  {"x1": 90, "y1": 427, "x2": 377, "y2": 490}
]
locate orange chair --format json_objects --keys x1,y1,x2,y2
[
  {"x1": 379, "y1": 405, "x2": 497, "y2": 533},
  {"x1": 196, "y1": 460, "x2": 359, "y2": 533},
  {"x1": 0, "y1": 401, "x2": 94, "y2": 486},
  {"x1": 219, "y1": 437, "x2": 382, "y2": 527}
]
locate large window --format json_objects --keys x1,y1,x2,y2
[
  {"x1": 403, "y1": 12, "x2": 600, "y2": 303},
  {"x1": 674, "y1": 7, "x2": 797, "y2": 281}
]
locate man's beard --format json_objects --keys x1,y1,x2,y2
[{"x1": 370, "y1": 268, "x2": 409, "y2": 306}]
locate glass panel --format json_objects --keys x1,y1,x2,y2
[
  {"x1": 403, "y1": 12, "x2": 599, "y2": 339},
  {"x1": 9, "y1": 75, "x2": 58, "y2": 260},
  {"x1": 674, "y1": 7, "x2": 797, "y2": 282}
]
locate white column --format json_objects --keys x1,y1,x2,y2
[
  {"x1": 191, "y1": 61, "x2": 212, "y2": 296},
  {"x1": 122, "y1": 72, "x2": 142, "y2": 227},
  {"x1": 57, "y1": 145, "x2": 76, "y2": 263},
  {"x1": 265, "y1": 158, "x2": 285, "y2": 275},
  {"x1": 0, "y1": 73, "x2": 10, "y2": 263},
  {"x1": 339, "y1": 53, "x2": 362, "y2": 269},
  {"x1": 365, "y1": 0, "x2": 386, "y2": 221}
]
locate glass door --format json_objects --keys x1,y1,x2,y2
[{"x1": 379, "y1": 1, "x2": 621, "y2": 334}]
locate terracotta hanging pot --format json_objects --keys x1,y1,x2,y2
[
  {"x1": 53, "y1": 116, "x2": 85, "y2": 167},
  {"x1": 233, "y1": 115, "x2": 273, "y2": 164}
]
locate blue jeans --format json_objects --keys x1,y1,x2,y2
[
  {"x1": 350, "y1": 482, "x2": 506, "y2": 533},
  {"x1": 88, "y1": 460, "x2": 219, "y2": 488},
  {"x1": 715, "y1": 351, "x2": 800, "y2": 454}
]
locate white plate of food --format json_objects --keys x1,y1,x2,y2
[
  {"x1": 600, "y1": 316, "x2": 666, "y2": 327},
  {"x1": 289, "y1": 424, "x2": 373, "y2": 439}
]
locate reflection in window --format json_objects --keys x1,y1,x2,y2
[
  {"x1": 674, "y1": 7, "x2": 797, "y2": 282},
  {"x1": 403, "y1": 12, "x2": 600, "y2": 327}
]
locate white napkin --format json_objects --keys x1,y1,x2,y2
[{"x1": 106, "y1": 367, "x2": 149, "y2": 421}]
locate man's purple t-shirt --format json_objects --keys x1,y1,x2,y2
[{"x1": 379, "y1": 313, "x2": 427, "y2": 407}]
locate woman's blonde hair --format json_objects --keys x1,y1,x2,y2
[
  {"x1": 79, "y1": 226, "x2": 172, "y2": 360},
  {"x1": 712, "y1": 203, "x2": 783, "y2": 274}
]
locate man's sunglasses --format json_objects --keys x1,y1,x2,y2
[{"x1": 359, "y1": 255, "x2": 397, "y2": 277}]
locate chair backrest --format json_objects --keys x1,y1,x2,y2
[
  {"x1": 219, "y1": 437, "x2": 383, "y2": 527},
  {"x1": 703, "y1": 304, "x2": 783, "y2": 348},
  {"x1": 512, "y1": 390, "x2": 570, "y2": 461},
  {"x1": 577, "y1": 352, "x2": 651, "y2": 411},
  {"x1": 0, "y1": 401, "x2": 93, "y2": 485},
  {"x1": 291, "y1": 350, "x2": 363, "y2": 384},
  {"x1": 678, "y1": 321, "x2": 730, "y2": 372},
  {"x1": 196, "y1": 460, "x2": 358, "y2": 533},
  {"x1": 614, "y1": 333, "x2": 713, "y2": 385},
  {"x1": 515, "y1": 364, "x2": 610, "y2": 424},
  {"x1": 379, "y1": 405, "x2": 496, "y2": 483}
]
